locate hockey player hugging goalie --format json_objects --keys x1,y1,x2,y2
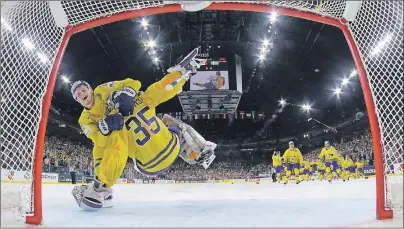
[{"x1": 70, "y1": 48, "x2": 216, "y2": 210}]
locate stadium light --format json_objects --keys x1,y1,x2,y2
[
  {"x1": 262, "y1": 39, "x2": 270, "y2": 47},
  {"x1": 61, "y1": 75, "x2": 70, "y2": 83},
  {"x1": 21, "y1": 38, "x2": 35, "y2": 50},
  {"x1": 153, "y1": 57, "x2": 159, "y2": 63},
  {"x1": 37, "y1": 52, "x2": 48, "y2": 63},
  {"x1": 1, "y1": 17, "x2": 12, "y2": 31},
  {"x1": 334, "y1": 88, "x2": 341, "y2": 95},
  {"x1": 349, "y1": 69, "x2": 357, "y2": 78},
  {"x1": 342, "y1": 78, "x2": 349, "y2": 86},
  {"x1": 150, "y1": 49, "x2": 156, "y2": 55},
  {"x1": 141, "y1": 18, "x2": 148, "y2": 28},
  {"x1": 148, "y1": 40, "x2": 156, "y2": 48},
  {"x1": 279, "y1": 99, "x2": 286, "y2": 105},
  {"x1": 259, "y1": 54, "x2": 265, "y2": 61},
  {"x1": 270, "y1": 12, "x2": 278, "y2": 23},
  {"x1": 302, "y1": 104, "x2": 311, "y2": 111},
  {"x1": 370, "y1": 34, "x2": 391, "y2": 57},
  {"x1": 260, "y1": 47, "x2": 269, "y2": 54},
  {"x1": 308, "y1": 118, "x2": 312, "y2": 121}
]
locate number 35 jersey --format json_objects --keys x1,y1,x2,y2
[
  {"x1": 127, "y1": 71, "x2": 184, "y2": 176},
  {"x1": 78, "y1": 71, "x2": 185, "y2": 186}
]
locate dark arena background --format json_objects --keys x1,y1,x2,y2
[{"x1": 1, "y1": 1, "x2": 403, "y2": 227}]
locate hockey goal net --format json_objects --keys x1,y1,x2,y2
[{"x1": 1, "y1": 0, "x2": 402, "y2": 225}]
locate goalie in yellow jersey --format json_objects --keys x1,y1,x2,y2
[
  {"x1": 319, "y1": 141, "x2": 341, "y2": 183},
  {"x1": 282, "y1": 141, "x2": 303, "y2": 185},
  {"x1": 70, "y1": 48, "x2": 217, "y2": 210}
]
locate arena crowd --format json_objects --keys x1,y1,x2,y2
[{"x1": 36, "y1": 127, "x2": 376, "y2": 181}]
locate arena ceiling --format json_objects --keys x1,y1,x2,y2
[{"x1": 52, "y1": 10, "x2": 366, "y2": 137}]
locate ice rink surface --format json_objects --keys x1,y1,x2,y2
[{"x1": 2, "y1": 178, "x2": 403, "y2": 228}]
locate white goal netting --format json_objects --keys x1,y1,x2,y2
[{"x1": 1, "y1": 0, "x2": 402, "y2": 223}]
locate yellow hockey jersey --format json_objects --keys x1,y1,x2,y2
[
  {"x1": 356, "y1": 160, "x2": 365, "y2": 168},
  {"x1": 344, "y1": 158, "x2": 354, "y2": 168},
  {"x1": 317, "y1": 160, "x2": 326, "y2": 170},
  {"x1": 272, "y1": 155, "x2": 282, "y2": 167},
  {"x1": 337, "y1": 155, "x2": 345, "y2": 168},
  {"x1": 78, "y1": 72, "x2": 185, "y2": 186},
  {"x1": 319, "y1": 146, "x2": 339, "y2": 161},
  {"x1": 78, "y1": 78, "x2": 141, "y2": 186},
  {"x1": 78, "y1": 78, "x2": 142, "y2": 147},
  {"x1": 283, "y1": 148, "x2": 303, "y2": 164},
  {"x1": 126, "y1": 72, "x2": 184, "y2": 176},
  {"x1": 304, "y1": 161, "x2": 312, "y2": 170}
]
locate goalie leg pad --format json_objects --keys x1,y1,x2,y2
[
  {"x1": 164, "y1": 114, "x2": 217, "y2": 168},
  {"x1": 164, "y1": 114, "x2": 207, "y2": 151}
]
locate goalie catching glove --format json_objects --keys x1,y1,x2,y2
[
  {"x1": 72, "y1": 179, "x2": 113, "y2": 211},
  {"x1": 107, "y1": 87, "x2": 138, "y2": 116}
]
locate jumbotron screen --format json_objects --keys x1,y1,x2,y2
[{"x1": 190, "y1": 58, "x2": 229, "y2": 91}]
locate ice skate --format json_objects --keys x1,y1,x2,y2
[
  {"x1": 167, "y1": 47, "x2": 206, "y2": 75},
  {"x1": 72, "y1": 180, "x2": 114, "y2": 210},
  {"x1": 165, "y1": 47, "x2": 207, "y2": 91},
  {"x1": 195, "y1": 141, "x2": 217, "y2": 169}
]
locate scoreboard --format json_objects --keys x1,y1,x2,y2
[{"x1": 190, "y1": 57, "x2": 229, "y2": 91}]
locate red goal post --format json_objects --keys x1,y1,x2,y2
[{"x1": 1, "y1": 1, "x2": 402, "y2": 225}]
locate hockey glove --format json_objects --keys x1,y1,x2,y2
[
  {"x1": 115, "y1": 87, "x2": 137, "y2": 116},
  {"x1": 98, "y1": 113, "x2": 124, "y2": 136}
]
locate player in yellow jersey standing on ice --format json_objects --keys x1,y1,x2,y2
[
  {"x1": 272, "y1": 151, "x2": 284, "y2": 183},
  {"x1": 319, "y1": 141, "x2": 341, "y2": 183},
  {"x1": 302, "y1": 160, "x2": 312, "y2": 181},
  {"x1": 355, "y1": 157, "x2": 365, "y2": 178},
  {"x1": 343, "y1": 155, "x2": 355, "y2": 181},
  {"x1": 282, "y1": 141, "x2": 303, "y2": 185},
  {"x1": 316, "y1": 159, "x2": 326, "y2": 181},
  {"x1": 337, "y1": 154, "x2": 346, "y2": 180},
  {"x1": 70, "y1": 48, "x2": 217, "y2": 210}
]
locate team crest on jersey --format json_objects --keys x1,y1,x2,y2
[
  {"x1": 96, "y1": 93, "x2": 102, "y2": 100},
  {"x1": 107, "y1": 82, "x2": 116, "y2": 88}
]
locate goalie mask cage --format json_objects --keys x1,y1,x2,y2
[{"x1": 1, "y1": 1, "x2": 402, "y2": 225}]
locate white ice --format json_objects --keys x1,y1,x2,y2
[{"x1": 2, "y1": 178, "x2": 403, "y2": 227}]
